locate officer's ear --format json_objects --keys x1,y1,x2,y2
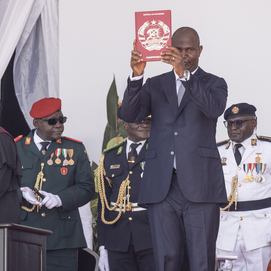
[
  {"x1": 33, "y1": 118, "x2": 39, "y2": 129},
  {"x1": 123, "y1": 121, "x2": 128, "y2": 132},
  {"x1": 252, "y1": 117, "x2": 257, "y2": 130}
]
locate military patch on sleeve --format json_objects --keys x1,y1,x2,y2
[
  {"x1": 14, "y1": 135, "x2": 23, "y2": 142},
  {"x1": 257, "y1": 135, "x2": 271, "y2": 143},
  {"x1": 216, "y1": 139, "x2": 230, "y2": 147}
]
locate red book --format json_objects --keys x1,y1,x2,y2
[{"x1": 135, "y1": 10, "x2": 172, "y2": 62}]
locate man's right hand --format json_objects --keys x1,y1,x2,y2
[
  {"x1": 130, "y1": 39, "x2": 146, "y2": 77},
  {"x1": 98, "y1": 246, "x2": 110, "y2": 271},
  {"x1": 21, "y1": 187, "x2": 42, "y2": 206}
]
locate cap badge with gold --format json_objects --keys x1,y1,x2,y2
[{"x1": 232, "y1": 106, "x2": 239, "y2": 114}]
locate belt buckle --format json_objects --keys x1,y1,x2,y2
[{"x1": 125, "y1": 202, "x2": 133, "y2": 212}]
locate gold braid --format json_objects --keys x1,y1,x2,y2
[
  {"x1": 21, "y1": 163, "x2": 46, "y2": 212},
  {"x1": 98, "y1": 154, "x2": 130, "y2": 225},
  {"x1": 220, "y1": 174, "x2": 238, "y2": 211}
]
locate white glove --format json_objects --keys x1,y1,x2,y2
[
  {"x1": 39, "y1": 190, "x2": 62, "y2": 209},
  {"x1": 99, "y1": 246, "x2": 110, "y2": 271},
  {"x1": 21, "y1": 187, "x2": 42, "y2": 206}
]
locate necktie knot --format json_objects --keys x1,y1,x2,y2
[{"x1": 40, "y1": 142, "x2": 50, "y2": 155}]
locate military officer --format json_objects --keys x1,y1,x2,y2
[
  {"x1": 216, "y1": 103, "x2": 271, "y2": 271},
  {"x1": 16, "y1": 97, "x2": 95, "y2": 271},
  {"x1": 97, "y1": 116, "x2": 155, "y2": 271}
]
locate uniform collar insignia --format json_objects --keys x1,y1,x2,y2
[
  {"x1": 251, "y1": 139, "x2": 257, "y2": 146},
  {"x1": 56, "y1": 138, "x2": 62, "y2": 144},
  {"x1": 25, "y1": 137, "x2": 31, "y2": 145},
  {"x1": 117, "y1": 146, "x2": 123, "y2": 155}
]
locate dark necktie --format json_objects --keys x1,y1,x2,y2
[
  {"x1": 128, "y1": 143, "x2": 141, "y2": 169},
  {"x1": 234, "y1": 143, "x2": 242, "y2": 165},
  {"x1": 40, "y1": 142, "x2": 50, "y2": 155}
]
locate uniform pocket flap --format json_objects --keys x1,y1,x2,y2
[
  {"x1": 105, "y1": 167, "x2": 124, "y2": 178},
  {"x1": 22, "y1": 161, "x2": 33, "y2": 169},
  {"x1": 59, "y1": 210, "x2": 80, "y2": 220}
]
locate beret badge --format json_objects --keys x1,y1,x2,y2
[{"x1": 232, "y1": 107, "x2": 239, "y2": 114}]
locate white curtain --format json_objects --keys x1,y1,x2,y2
[
  {"x1": 0, "y1": 0, "x2": 35, "y2": 79},
  {"x1": 0, "y1": 0, "x2": 59, "y2": 128}
]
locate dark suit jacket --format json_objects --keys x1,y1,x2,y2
[
  {"x1": 0, "y1": 128, "x2": 22, "y2": 223},
  {"x1": 16, "y1": 130, "x2": 95, "y2": 250},
  {"x1": 120, "y1": 67, "x2": 228, "y2": 204},
  {"x1": 97, "y1": 140, "x2": 153, "y2": 253}
]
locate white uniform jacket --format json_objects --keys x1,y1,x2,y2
[{"x1": 217, "y1": 135, "x2": 271, "y2": 252}]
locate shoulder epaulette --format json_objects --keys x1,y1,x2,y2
[
  {"x1": 257, "y1": 135, "x2": 271, "y2": 142},
  {"x1": 14, "y1": 135, "x2": 23, "y2": 142},
  {"x1": 216, "y1": 139, "x2": 230, "y2": 147},
  {"x1": 103, "y1": 140, "x2": 125, "y2": 155},
  {"x1": 64, "y1": 136, "x2": 82, "y2": 143}
]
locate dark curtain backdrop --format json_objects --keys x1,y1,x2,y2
[{"x1": 0, "y1": 52, "x2": 30, "y2": 138}]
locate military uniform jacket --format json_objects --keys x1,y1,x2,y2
[
  {"x1": 97, "y1": 140, "x2": 153, "y2": 253},
  {"x1": 217, "y1": 135, "x2": 271, "y2": 251},
  {"x1": 16, "y1": 130, "x2": 95, "y2": 250}
]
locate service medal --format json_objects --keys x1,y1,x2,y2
[
  {"x1": 243, "y1": 164, "x2": 250, "y2": 183},
  {"x1": 62, "y1": 149, "x2": 69, "y2": 166},
  {"x1": 68, "y1": 149, "x2": 74, "y2": 165},
  {"x1": 47, "y1": 153, "x2": 54, "y2": 166},
  {"x1": 55, "y1": 148, "x2": 61, "y2": 164},
  {"x1": 255, "y1": 175, "x2": 261, "y2": 182},
  {"x1": 249, "y1": 163, "x2": 254, "y2": 182}
]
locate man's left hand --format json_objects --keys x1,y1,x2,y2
[{"x1": 39, "y1": 190, "x2": 62, "y2": 209}]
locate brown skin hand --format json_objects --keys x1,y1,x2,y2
[
  {"x1": 227, "y1": 116, "x2": 257, "y2": 143},
  {"x1": 33, "y1": 111, "x2": 64, "y2": 141},
  {"x1": 123, "y1": 120, "x2": 151, "y2": 142},
  {"x1": 131, "y1": 39, "x2": 146, "y2": 77}
]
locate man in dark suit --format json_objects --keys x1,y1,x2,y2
[
  {"x1": 16, "y1": 97, "x2": 95, "y2": 271},
  {"x1": 97, "y1": 117, "x2": 155, "y2": 271},
  {"x1": 0, "y1": 127, "x2": 22, "y2": 224},
  {"x1": 119, "y1": 27, "x2": 228, "y2": 270}
]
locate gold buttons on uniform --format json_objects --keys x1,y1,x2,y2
[
  {"x1": 238, "y1": 184, "x2": 241, "y2": 187},
  {"x1": 112, "y1": 174, "x2": 115, "y2": 177},
  {"x1": 240, "y1": 217, "x2": 243, "y2": 221},
  {"x1": 129, "y1": 171, "x2": 133, "y2": 174},
  {"x1": 68, "y1": 216, "x2": 71, "y2": 219},
  {"x1": 129, "y1": 217, "x2": 132, "y2": 221},
  {"x1": 41, "y1": 213, "x2": 46, "y2": 217},
  {"x1": 238, "y1": 167, "x2": 241, "y2": 171}
]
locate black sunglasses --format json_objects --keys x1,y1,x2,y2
[
  {"x1": 40, "y1": 116, "x2": 67, "y2": 125},
  {"x1": 223, "y1": 119, "x2": 254, "y2": 129}
]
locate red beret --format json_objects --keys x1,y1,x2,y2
[{"x1": 30, "y1": 97, "x2": 62, "y2": 118}]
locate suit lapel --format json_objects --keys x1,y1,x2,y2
[{"x1": 160, "y1": 71, "x2": 178, "y2": 117}]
